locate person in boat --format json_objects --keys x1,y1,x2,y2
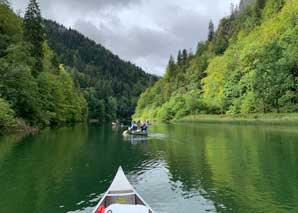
[
  {"x1": 141, "y1": 121, "x2": 148, "y2": 132},
  {"x1": 129, "y1": 121, "x2": 137, "y2": 131},
  {"x1": 137, "y1": 120, "x2": 141, "y2": 130}
]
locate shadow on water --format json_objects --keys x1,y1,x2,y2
[{"x1": 0, "y1": 123, "x2": 297, "y2": 212}]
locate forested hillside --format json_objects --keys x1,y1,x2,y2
[
  {"x1": 133, "y1": 0, "x2": 298, "y2": 121},
  {"x1": 0, "y1": 1, "x2": 87, "y2": 132},
  {"x1": 0, "y1": 0, "x2": 156, "y2": 133},
  {"x1": 44, "y1": 20, "x2": 157, "y2": 122}
]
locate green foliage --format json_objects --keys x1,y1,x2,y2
[
  {"x1": 134, "y1": 0, "x2": 298, "y2": 121},
  {"x1": 255, "y1": 0, "x2": 266, "y2": 22},
  {"x1": 0, "y1": 0, "x2": 10, "y2": 6},
  {"x1": 23, "y1": 0, "x2": 45, "y2": 75},
  {"x1": 37, "y1": 68, "x2": 87, "y2": 125},
  {"x1": 0, "y1": 42, "x2": 41, "y2": 123},
  {"x1": 177, "y1": 50, "x2": 183, "y2": 66},
  {"x1": 239, "y1": 0, "x2": 255, "y2": 11},
  {"x1": 0, "y1": 41, "x2": 87, "y2": 126},
  {"x1": 106, "y1": 96, "x2": 117, "y2": 121},
  {"x1": 212, "y1": 17, "x2": 233, "y2": 55},
  {"x1": 43, "y1": 20, "x2": 158, "y2": 122},
  {"x1": 253, "y1": 42, "x2": 291, "y2": 112},
  {"x1": 84, "y1": 88, "x2": 105, "y2": 121},
  {"x1": 0, "y1": 2, "x2": 155, "y2": 134},
  {"x1": 208, "y1": 20, "x2": 215, "y2": 41},
  {"x1": 0, "y1": 98, "x2": 16, "y2": 131},
  {"x1": 0, "y1": 3, "x2": 88, "y2": 132},
  {"x1": 0, "y1": 3, "x2": 22, "y2": 56}
]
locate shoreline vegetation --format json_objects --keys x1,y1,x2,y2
[
  {"x1": 133, "y1": 1, "x2": 298, "y2": 122},
  {"x1": 176, "y1": 113, "x2": 298, "y2": 126},
  {"x1": 0, "y1": 1, "x2": 156, "y2": 136},
  {"x1": 0, "y1": 119, "x2": 38, "y2": 136}
]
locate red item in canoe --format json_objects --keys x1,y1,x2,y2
[{"x1": 97, "y1": 205, "x2": 106, "y2": 213}]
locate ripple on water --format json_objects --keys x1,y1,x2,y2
[
  {"x1": 1, "y1": 124, "x2": 297, "y2": 213},
  {"x1": 127, "y1": 162, "x2": 217, "y2": 213}
]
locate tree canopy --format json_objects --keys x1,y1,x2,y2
[
  {"x1": 23, "y1": 0, "x2": 45, "y2": 75},
  {"x1": 43, "y1": 20, "x2": 158, "y2": 122},
  {"x1": 133, "y1": 0, "x2": 296, "y2": 122},
  {"x1": 0, "y1": 1, "x2": 156, "y2": 133}
]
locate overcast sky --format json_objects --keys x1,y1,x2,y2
[{"x1": 11, "y1": 0, "x2": 240, "y2": 75}]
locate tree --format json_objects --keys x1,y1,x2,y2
[
  {"x1": 177, "y1": 50, "x2": 183, "y2": 66},
  {"x1": 0, "y1": 0, "x2": 10, "y2": 6},
  {"x1": 133, "y1": 0, "x2": 298, "y2": 121},
  {"x1": 239, "y1": 0, "x2": 255, "y2": 11},
  {"x1": 44, "y1": 20, "x2": 158, "y2": 121},
  {"x1": 213, "y1": 18, "x2": 232, "y2": 55},
  {"x1": 255, "y1": 0, "x2": 266, "y2": 22},
  {"x1": 254, "y1": 41, "x2": 296, "y2": 113},
  {"x1": 230, "y1": 3, "x2": 237, "y2": 19},
  {"x1": 24, "y1": 0, "x2": 45, "y2": 76},
  {"x1": 208, "y1": 20, "x2": 215, "y2": 41},
  {"x1": 0, "y1": 2, "x2": 22, "y2": 56},
  {"x1": 0, "y1": 43, "x2": 41, "y2": 123},
  {"x1": 0, "y1": 98, "x2": 16, "y2": 132},
  {"x1": 182, "y1": 49, "x2": 188, "y2": 65},
  {"x1": 196, "y1": 42, "x2": 207, "y2": 56},
  {"x1": 165, "y1": 55, "x2": 175, "y2": 79},
  {"x1": 106, "y1": 96, "x2": 117, "y2": 121}
]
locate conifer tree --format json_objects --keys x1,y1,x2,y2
[
  {"x1": 0, "y1": 0, "x2": 10, "y2": 6},
  {"x1": 177, "y1": 50, "x2": 183, "y2": 66},
  {"x1": 255, "y1": 0, "x2": 266, "y2": 22},
  {"x1": 24, "y1": 0, "x2": 45, "y2": 76},
  {"x1": 208, "y1": 20, "x2": 215, "y2": 42},
  {"x1": 167, "y1": 55, "x2": 175, "y2": 77},
  {"x1": 182, "y1": 49, "x2": 188, "y2": 65}
]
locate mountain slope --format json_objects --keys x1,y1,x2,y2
[
  {"x1": 133, "y1": 0, "x2": 297, "y2": 121},
  {"x1": 0, "y1": 2, "x2": 87, "y2": 131},
  {"x1": 44, "y1": 20, "x2": 158, "y2": 121}
]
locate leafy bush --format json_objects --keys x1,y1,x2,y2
[{"x1": 0, "y1": 98, "x2": 16, "y2": 131}]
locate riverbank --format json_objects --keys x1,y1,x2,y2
[
  {"x1": 176, "y1": 113, "x2": 298, "y2": 126},
  {"x1": 0, "y1": 119, "x2": 39, "y2": 136}
]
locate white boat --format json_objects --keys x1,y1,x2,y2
[
  {"x1": 93, "y1": 166, "x2": 154, "y2": 213},
  {"x1": 123, "y1": 130, "x2": 148, "y2": 136}
]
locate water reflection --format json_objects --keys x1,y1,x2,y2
[
  {"x1": 0, "y1": 123, "x2": 297, "y2": 213},
  {"x1": 147, "y1": 123, "x2": 298, "y2": 212},
  {"x1": 122, "y1": 134, "x2": 148, "y2": 145},
  {"x1": 122, "y1": 133, "x2": 167, "y2": 145}
]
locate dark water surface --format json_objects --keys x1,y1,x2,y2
[{"x1": 0, "y1": 123, "x2": 298, "y2": 213}]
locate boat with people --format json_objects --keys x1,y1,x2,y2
[
  {"x1": 123, "y1": 129, "x2": 148, "y2": 136},
  {"x1": 93, "y1": 166, "x2": 154, "y2": 213},
  {"x1": 123, "y1": 120, "x2": 149, "y2": 136}
]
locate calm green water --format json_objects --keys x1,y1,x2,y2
[{"x1": 0, "y1": 123, "x2": 298, "y2": 213}]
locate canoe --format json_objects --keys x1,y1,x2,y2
[
  {"x1": 93, "y1": 166, "x2": 154, "y2": 213},
  {"x1": 123, "y1": 130, "x2": 148, "y2": 136}
]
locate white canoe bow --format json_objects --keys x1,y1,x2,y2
[{"x1": 93, "y1": 166, "x2": 153, "y2": 213}]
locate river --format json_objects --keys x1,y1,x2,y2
[{"x1": 0, "y1": 123, "x2": 297, "y2": 212}]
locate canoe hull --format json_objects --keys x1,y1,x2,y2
[
  {"x1": 93, "y1": 167, "x2": 153, "y2": 213},
  {"x1": 123, "y1": 130, "x2": 148, "y2": 136}
]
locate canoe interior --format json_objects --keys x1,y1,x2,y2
[
  {"x1": 99, "y1": 192, "x2": 152, "y2": 213},
  {"x1": 94, "y1": 166, "x2": 153, "y2": 213}
]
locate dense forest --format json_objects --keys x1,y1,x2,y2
[
  {"x1": 44, "y1": 20, "x2": 157, "y2": 122},
  {"x1": 133, "y1": 0, "x2": 298, "y2": 122},
  {"x1": 0, "y1": 0, "x2": 156, "y2": 133}
]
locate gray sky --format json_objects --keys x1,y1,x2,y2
[{"x1": 11, "y1": 0, "x2": 240, "y2": 75}]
